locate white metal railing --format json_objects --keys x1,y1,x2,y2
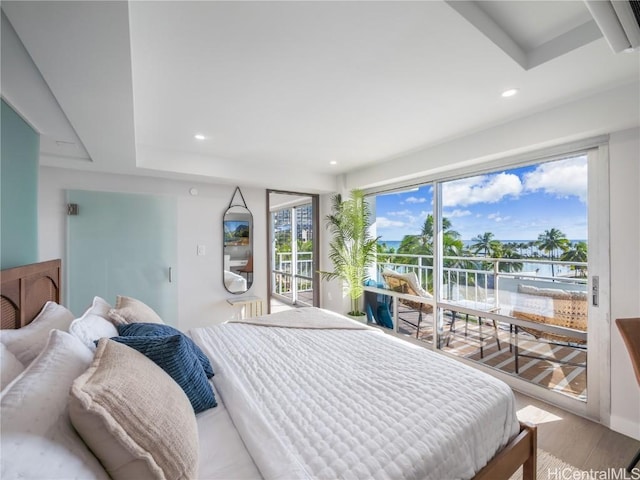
[
  {"x1": 375, "y1": 253, "x2": 587, "y2": 301},
  {"x1": 272, "y1": 252, "x2": 314, "y2": 303},
  {"x1": 369, "y1": 252, "x2": 588, "y2": 342}
]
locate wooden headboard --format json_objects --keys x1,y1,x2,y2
[{"x1": 1, "y1": 259, "x2": 62, "y2": 330}]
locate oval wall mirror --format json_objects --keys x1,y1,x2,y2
[{"x1": 223, "y1": 188, "x2": 253, "y2": 294}]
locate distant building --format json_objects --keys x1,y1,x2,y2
[{"x1": 273, "y1": 203, "x2": 313, "y2": 243}]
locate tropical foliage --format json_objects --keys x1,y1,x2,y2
[
  {"x1": 471, "y1": 232, "x2": 502, "y2": 257},
  {"x1": 320, "y1": 190, "x2": 379, "y2": 316},
  {"x1": 537, "y1": 228, "x2": 571, "y2": 277},
  {"x1": 561, "y1": 241, "x2": 588, "y2": 277},
  {"x1": 384, "y1": 215, "x2": 585, "y2": 288}
]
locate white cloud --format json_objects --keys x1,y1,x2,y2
[
  {"x1": 487, "y1": 212, "x2": 512, "y2": 223},
  {"x1": 387, "y1": 209, "x2": 411, "y2": 217},
  {"x1": 405, "y1": 196, "x2": 427, "y2": 204},
  {"x1": 443, "y1": 172, "x2": 522, "y2": 207},
  {"x1": 444, "y1": 209, "x2": 471, "y2": 218},
  {"x1": 523, "y1": 156, "x2": 587, "y2": 202},
  {"x1": 376, "y1": 217, "x2": 406, "y2": 228}
]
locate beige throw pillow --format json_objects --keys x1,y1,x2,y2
[
  {"x1": 108, "y1": 295, "x2": 165, "y2": 325},
  {"x1": 69, "y1": 339, "x2": 199, "y2": 480}
]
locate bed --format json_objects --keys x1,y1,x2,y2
[
  {"x1": 1, "y1": 260, "x2": 537, "y2": 480},
  {"x1": 224, "y1": 269, "x2": 248, "y2": 293}
]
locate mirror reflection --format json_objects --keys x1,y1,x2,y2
[{"x1": 223, "y1": 205, "x2": 253, "y2": 293}]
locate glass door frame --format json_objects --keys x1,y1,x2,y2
[
  {"x1": 267, "y1": 190, "x2": 320, "y2": 311},
  {"x1": 431, "y1": 146, "x2": 610, "y2": 422},
  {"x1": 367, "y1": 138, "x2": 611, "y2": 423}
]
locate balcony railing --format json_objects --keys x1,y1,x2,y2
[
  {"x1": 272, "y1": 252, "x2": 314, "y2": 305},
  {"x1": 375, "y1": 252, "x2": 587, "y2": 304}
]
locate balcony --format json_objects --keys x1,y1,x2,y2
[
  {"x1": 368, "y1": 253, "x2": 588, "y2": 401},
  {"x1": 272, "y1": 252, "x2": 314, "y2": 306}
]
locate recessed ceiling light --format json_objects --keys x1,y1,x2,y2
[
  {"x1": 194, "y1": 134, "x2": 206, "y2": 140},
  {"x1": 330, "y1": 161, "x2": 337, "y2": 165},
  {"x1": 501, "y1": 88, "x2": 519, "y2": 98}
]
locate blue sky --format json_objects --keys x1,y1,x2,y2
[{"x1": 374, "y1": 156, "x2": 588, "y2": 242}]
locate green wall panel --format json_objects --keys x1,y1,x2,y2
[{"x1": 1, "y1": 100, "x2": 39, "y2": 269}]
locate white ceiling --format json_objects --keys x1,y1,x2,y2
[{"x1": 2, "y1": 1, "x2": 639, "y2": 193}]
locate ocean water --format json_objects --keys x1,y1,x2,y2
[
  {"x1": 377, "y1": 239, "x2": 586, "y2": 278},
  {"x1": 378, "y1": 239, "x2": 585, "y2": 251}
]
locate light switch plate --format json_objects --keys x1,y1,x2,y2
[{"x1": 197, "y1": 245, "x2": 206, "y2": 256}]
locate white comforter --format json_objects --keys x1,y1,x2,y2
[
  {"x1": 191, "y1": 308, "x2": 520, "y2": 480},
  {"x1": 224, "y1": 270, "x2": 247, "y2": 293}
]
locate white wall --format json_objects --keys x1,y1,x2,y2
[
  {"x1": 609, "y1": 128, "x2": 640, "y2": 440},
  {"x1": 39, "y1": 166, "x2": 267, "y2": 331}
]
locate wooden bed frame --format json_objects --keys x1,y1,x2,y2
[
  {"x1": 0, "y1": 259, "x2": 536, "y2": 480},
  {"x1": 1, "y1": 259, "x2": 62, "y2": 330},
  {"x1": 475, "y1": 422, "x2": 537, "y2": 480}
]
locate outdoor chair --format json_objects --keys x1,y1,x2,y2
[
  {"x1": 381, "y1": 268, "x2": 434, "y2": 339},
  {"x1": 615, "y1": 317, "x2": 640, "y2": 473},
  {"x1": 444, "y1": 282, "x2": 502, "y2": 357},
  {"x1": 511, "y1": 284, "x2": 588, "y2": 374}
]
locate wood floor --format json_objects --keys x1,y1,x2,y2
[{"x1": 513, "y1": 390, "x2": 640, "y2": 472}]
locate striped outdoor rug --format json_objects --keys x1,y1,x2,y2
[{"x1": 396, "y1": 312, "x2": 587, "y2": 400}]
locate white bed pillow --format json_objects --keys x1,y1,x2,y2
[
  {"x1": 0, "y1": 301, "x2": 75, "y2": 365},
  {"x1": 108, "y1": 295, "x2": 165, "y2": 325},
  {"x1": 70, "y1": 338, "x2": 199, "y2": 480},
  {"x1": 70, "y1": 296, "x2": 118, "y2": 350},
  {"x1": 1, "y1": 329, "x2": 109, "y2": 480},
  {"x1": 0, "y1": 343, "x2": 24, "y2": 390}
]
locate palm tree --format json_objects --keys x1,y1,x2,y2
[
  {"x1": 397, "y1": 214, "x2": 459, "y2": 259},
  {"x1": 319, "y1": 190, "x2": 379, "y2": 315},
  {"x1": 499, "y1": 249, "x2": 524, "y2": 273},
  {"x1": 470, "y1": 232, "x2": 501, "y2": 257},
  {"x1": 395, "y1": 235, "x2": 425, "y2": 265},
  {"x1": 398, "y1": 234, "x2": 426, "y2": 254},
  {"x1": 561, "y1": 241, "x2": 588, "y2": 277},
  {"x1": 443, "y1": 241, "x2": 479, "y2": 270},
  {"x1": 418, "y1": 215, "x2": 461, "y2": 246},
  {"x1": 537, "y1": 228, "x2": 570, "y2": 277},
  {"x1": 395, "y1": 215, "x2": 462, "y2": 290},
  {"x1": 517, "y1": 242, "x2": 528, "y2": 256}
]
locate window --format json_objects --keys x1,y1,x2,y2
[{"x1": 370, "y1": 150, "x2": 606, "y2": 417}]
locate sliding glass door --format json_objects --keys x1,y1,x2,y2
[
  {"x1": 371, "y1": 147, "x2": 609, "y2": 420},
  {"x1": 268, "y1": 191, "x2": 319, "y2": 311}
]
